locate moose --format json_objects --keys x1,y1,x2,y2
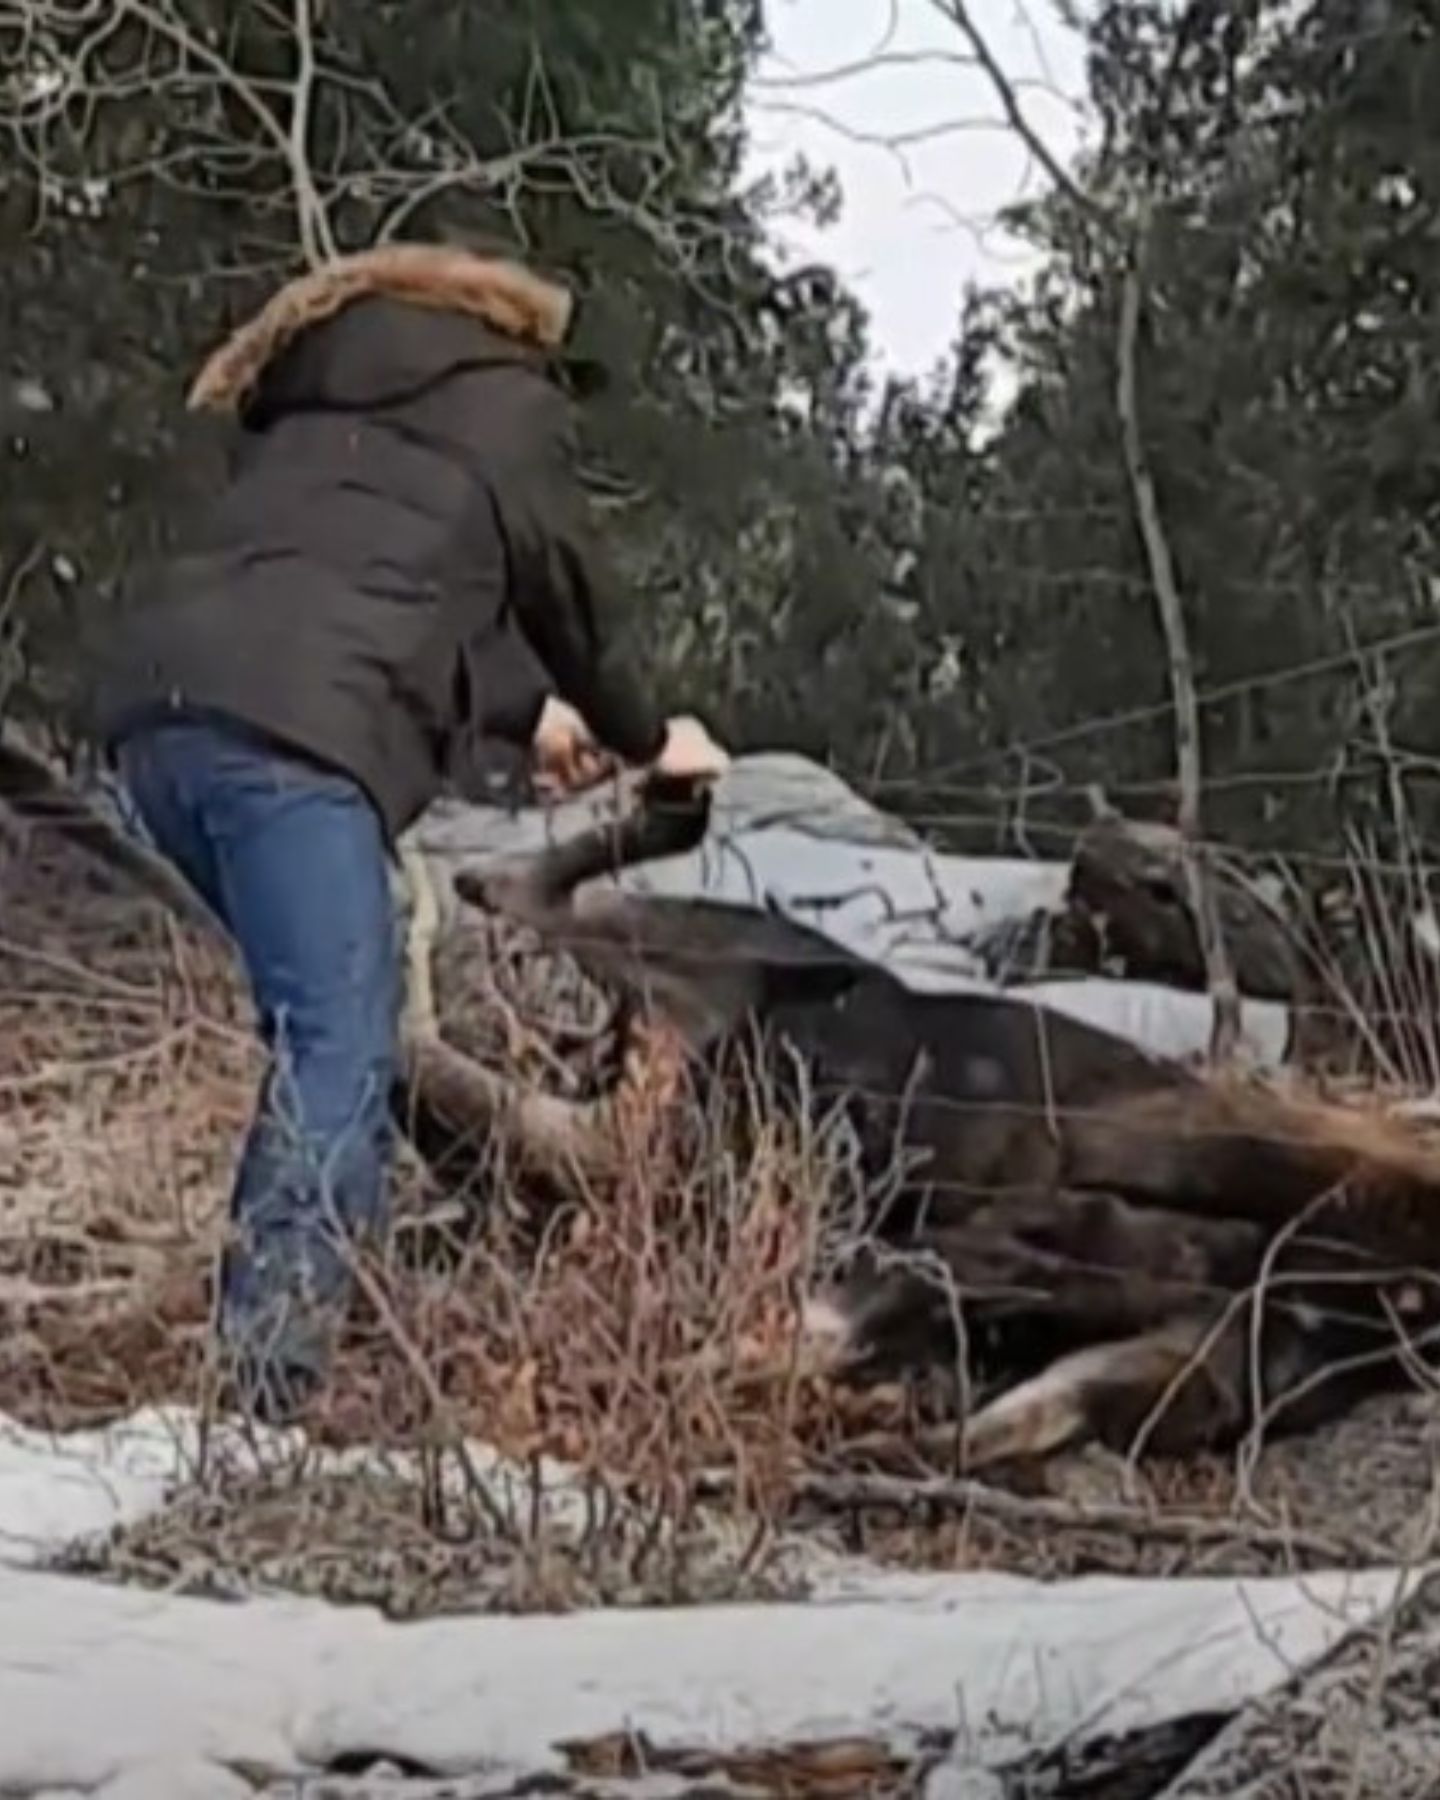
[
  {"x1": 7, "y1": 727, "x2": 1440, "y2": 1470},
  {"x1": 398, "y1": 771, "x2": 1440, "y2": 1471}
]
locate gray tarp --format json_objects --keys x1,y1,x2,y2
[{"x1": 405, "y1": 751, "x2": 1295, "y2": 1068}]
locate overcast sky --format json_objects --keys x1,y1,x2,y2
[{"x1": 741, "y1": 1, "x2": 1092, "y2": 382}]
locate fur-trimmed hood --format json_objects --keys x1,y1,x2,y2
[{"x1": 187, "y1": 243, "x2": 577, "y2": 415}]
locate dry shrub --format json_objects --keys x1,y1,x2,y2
[
  {"x1": 0, "y1": 843, "x2": 892, "y2": 1605},
  {"x1": 323, "y1": 1027, "x2": 871, "y2": 1522},
  {"x1": 1281, "y1": 773, "x2": 1440, "y2": 1089},
  {"x1": 0, "y1": 827, "x2": 881, "y2": 1538},
  {"x1": 0, "y1": 829, "x2": 253, "y2": 1425}
]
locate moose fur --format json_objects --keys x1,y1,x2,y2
[{"x1": 443, "y1": 775, "x2": 1440, "y2": 1470}]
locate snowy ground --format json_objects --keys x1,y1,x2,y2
[{"x1": 0, "y1": 1405, "x2": 1427, "y2": 1797}]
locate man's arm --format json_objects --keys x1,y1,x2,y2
[
  {"x1": 495, "y1": 385, "x2": 667, "y2": 766},
  {"x1": 443, "y1": 622, "x2": 551, "y2": 805},
  {"x1": 478, "y1": 621, "x2": 553, "y2": 746}
]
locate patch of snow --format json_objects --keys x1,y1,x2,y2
[
  {"x1": 924, "y1": 1770, "x2": 1007, "y2": 1800},
  {"x1": 0, "y1": 1404, "x2": 1427, "y2": 1793},
  {"x1": 1017, "y1": 976, "x2": 1292, "y2": 1069},
  {"x1": 13, "y1": 376, "x2": 56, "y2": 413},
  {"x1": 0, "y1": 1554, "x2": 1420, "y2": 1792},
  {"x1": 0, "y1": 1405, "x2": 211, "y2": 1566},
  {"x1": 0, "y1": 1405, "x2": 643, "y2": 1571}
]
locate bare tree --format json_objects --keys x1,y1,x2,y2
[{"x1": 757, "y1": 0, "x2": 1245, "y2": 1060}]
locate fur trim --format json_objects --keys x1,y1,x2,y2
[{"x1": 187, "y1": 244, "x2": 575, "y2": 414}]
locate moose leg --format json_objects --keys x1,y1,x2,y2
[
  {"x1": 804, "y1": 1239, "x2": 1248, "y2": 1469},
  {"x1": 955, "y1": 1315, "x2": 1244, "y2": 1469},
  {"x1": 395, "y1": 847, "x2": 616, "y2": 1192},
  {"x1": 955, "y1": 1283, "x2": 1432, "y2": 1469},
  {"x1": 397, "y1": 1032, "x2": 614, "y2": 1185},
  {"x1": 799, "y1": 1189, "x2": 1266, "y2": 1389}
]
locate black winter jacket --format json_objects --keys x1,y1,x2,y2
[{"x1": 92, "y1": 252, "x2": 666, "y2": 840}]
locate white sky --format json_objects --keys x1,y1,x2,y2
[{"x1": 742, "y1": 0, "x2": 1092, "y2": 382}]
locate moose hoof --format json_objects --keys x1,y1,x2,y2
[{"x1": 797, "y1": 1292, "x2": 859, "y2": 1374}]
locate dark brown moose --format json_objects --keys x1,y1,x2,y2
[{"x1": 429, "y1": 774, "x2": 1440, "y2": 1470}]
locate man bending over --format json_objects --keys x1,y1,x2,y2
[{"x1": 91, "y1": 241, "x2": 728, "y2": 1422}]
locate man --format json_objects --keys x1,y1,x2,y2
[{"x1": 90, "y1": 241, "x2": 728, "y2": 1422}]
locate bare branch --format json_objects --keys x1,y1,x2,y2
[
  {"x1": 0, "y1": 0, "x2": 740, "y2": 302},
  {"x1": 750, "y1": 49, "x2": 978, "y2": 92},
  {"x1": 114, "y1": 0, "x2": 335, "y2": 265},
  {"x1": 927, "y1": 0, "x2": 1113, "y2": 236},
  {"x1": 1115, "y1": 218, "x2": 1242, "y2": 1063},
  {"x1": 922, "y1": 0, "x2": 1241, "y2": 1061},
  {"x1": 284, "y1": 0, "x2": 333, "y2": 263}
]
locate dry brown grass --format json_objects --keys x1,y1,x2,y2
[
  {"x1": 0, "y1": 828, "x2": 864, "y2": 1535},
  {"x1": 7, "y1": 820, "x2": 1440, "y2": 1608},
  {"x1": 0, "y1": 827, "x2": 855, "y2": 1608},
  {"x1": 0, "y1": 830, "x2": 248, "y2": 1423},
  {"x1": 311, "y1": 1041, "x2": 853, "y2": 1491}
]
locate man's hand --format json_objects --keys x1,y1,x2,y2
[
  {"x1": 534, "y1": 699, "x2": 731, "y2": 797},
  {"x1": 531, "y1": 696, "x2": 615, "y2": 798},
  {"x1": 653, "y1": 714, "x2": 731, "y2": 784}
]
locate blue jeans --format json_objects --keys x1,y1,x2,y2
[{"x1": 116, "y1": 715, "x2": 402, "y2": 1415}]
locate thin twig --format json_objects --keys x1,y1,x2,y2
[
  {"x1": 700, "y1": 1466, "x2": 1373, "y2": 1567},
  {"x1": 929, "y1": 0, "x2": 1114, "y2": 235},
  {"x1": 285, "y1": 0, "x2": 334, "y2": 264}
]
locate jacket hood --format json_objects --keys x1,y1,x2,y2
[{"x1": 186, "y1": 243, "x2": 577, "y2": 418}]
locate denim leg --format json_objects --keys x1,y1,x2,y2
[
  {"x1": 114, "y1": 726, "x2": 227, "y2": 921},
  {"x1": 117, "y1": 719, "x2": 401, "y2": 1413}
]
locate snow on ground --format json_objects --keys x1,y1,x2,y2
[
  {"x1": 0, "y1": 1405, "x2": 607, "y2": 1571},
  {"x1": 0, "y1": 1405, "x2": 1427, "y2": 1795}
]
